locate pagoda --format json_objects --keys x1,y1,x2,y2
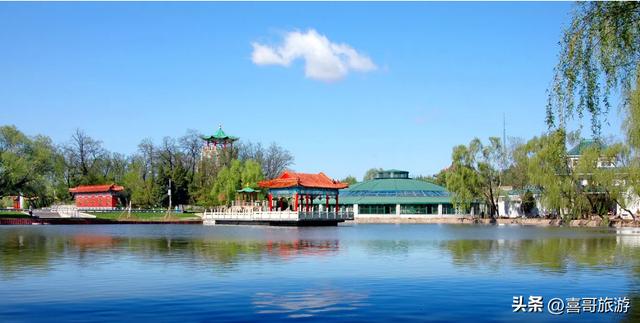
[
  {"x1": 201, "y1": 125, "x2": 239, "y2": 160},
  {"x1": 259, "y1": 171, "x2": 349, "y2": 213}
]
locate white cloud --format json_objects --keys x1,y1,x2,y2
[{"x1": 251, "y1": 29, "x2": 377, "y2": 82}]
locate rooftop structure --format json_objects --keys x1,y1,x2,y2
[
  {"x1": 337, "y1": 169, "x2": 462, "y2": 216},
  {"x1": 259, "y1": 171, "x2": 348, "y2": 212},
  {"x1": 203, "y1": 171, "x2": 353, "y2": 226},
  {"x1": 201, "y1": 125, "x2": 238, "y2": 160},
  {"x1": 567, "y1": 139, "x2": 605, "y2": 157},
  {"x1": 69, "y1": 184, "x2": 124, "y2": 209}
]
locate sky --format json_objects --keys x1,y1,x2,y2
[{"x1": 0, "y1": 2, "x2": 627, "y2": 180}]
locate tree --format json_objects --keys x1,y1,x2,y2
[
  {"x1": 415, "y1": 169, "x2": 449, "y2": 187},
  {"x1": 179, "y1": 129, "x2": 204, "y2": 184},
  {"x1": 574, "y1": 142, "x2": 637, "y2": 220},
  {"x1": 341, "y1": 176, "x2": 357, "y2": 185},
  {"x1": 0, "y1": 126, "x2": 60, "y2": 206},
  {"x1": 61, "y1": 129, "x2": 109, "y2": 186},
  {"x1": 209, "y1": 160, "x2": 265, "y2": 206},
  {"x1": 238, "y1": 141, "x2": 294, "y2": 179},
  {"x1": 363, "y1": 168, "x2": 383, "y2": 181},
  {"x1": 446, "y1": 137, "x2": 504, "y2": 217},
  {"x1": 521, "y1": 190, "x2": 536, "y2": 216},
  {"x1": 547, "y1": 2, "x2": 640, "y2": 137},
  {"x1": 522, "y1": 130, "x2": 576, "y2": 219}
]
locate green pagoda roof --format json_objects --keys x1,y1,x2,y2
[
  {"x1": 567, "y1": 139, "x2": 605, "y2": 156},
  {"x1": 237, "y1": 187, "x2": 260, "y2": 193},
  {"x1": 203, "y1": 125, "x2": 239, "y2": 142}
]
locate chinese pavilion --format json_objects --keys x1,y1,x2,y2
[
  {"x1": 258, "y1": 171, "x2": 349, "y2": 213},
  {"x1": 69, "y1": 184, "x2": 124, "y2": 209},
  {"x1": 201, "y1": 125, "x2": 238, "y2": 160}
]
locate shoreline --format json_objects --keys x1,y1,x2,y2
[{"x1": 350, "y1": 216, "x2": 639, "y2": 227}]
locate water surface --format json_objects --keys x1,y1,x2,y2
[{"x1": 1, "y1": 224, "x2": 639, "y2": 322}]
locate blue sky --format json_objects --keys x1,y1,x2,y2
[{"x1": 0, "y1": 2, "x2": 626, "y2": 180}]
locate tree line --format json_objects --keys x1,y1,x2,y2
[
  {"x1": 443, "y1": 3, "x2": 640, "y2": 220},
  {"x1": 0, "y1": 126, "x2": 293, "y2": 208}
]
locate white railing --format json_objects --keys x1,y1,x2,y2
[
  {"x1": 202, "y1": 209, "x2": 354, "y2": 224},
  {"x1": 50, "y1": 205, "x2": 81, "y2": 218}
]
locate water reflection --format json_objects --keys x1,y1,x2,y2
[
  {"x1": 3, "y1": 225, "x2": 640, "y2": 322},
  {"x1": 253, "y1": 289, "x2": 368, "y2": 318},
  {"x1": 0, "y1": 230, "x2": 339, "y2": 278},
  {"x1": 440, "y1": 237, "x2": 640, "y2": 273}
]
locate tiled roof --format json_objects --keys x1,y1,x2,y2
[
  {"x1": 567, "y1": 139, "x2": 605, "y2": 156},
  {"x1": 237, "y1": 187, "x2": 260, "y2": 193},
  {"x1": 202, "y1": 126, "x2": 239, "y2": 142},
  {"x1": 259, "y1": 171, "x2": 349, "y2": 189},
  {"x1": 69, "y1": 184, "x2": 124, "y2": 194},
  {"x1": 337, "y1": 178, "x2": 451, "y2": 204}
]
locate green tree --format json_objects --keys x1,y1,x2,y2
[
  {"x1": 0, "y1": 125, "x2": 60, "y2": 206},
  {"x1": 208, "y1": 160, "x2": 265, "y2": 206},
  {"x1": 522, "y1": 130, "x2": 576, "y2": 219},
  {"x1": 446, "y1": 137, "x2": 504, "y2": 217},
  {"x1": 363, "y1": 168, "x2": 383, "y2": 181},
  {"x1": 547, "y1": 2, "x2": 640, "y2": 137},
  {"x1": 521, "y1": 190, "x2": 536, "y2": 216},
  {"x1": 574, "y1": 142, "x2": 637, "y2": 219},
  {"x1": 240, "y1": 160, "x2": 264, "y2": 190},
  {"x1": 340, "y1": 175, "x2": 357, "y2": 185}
]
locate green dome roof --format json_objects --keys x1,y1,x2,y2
[
  {"x1": 338, "y1": 177, "x2": 451, "y2": 205},
  {"x1": 346, "y1": 178, "x2": 446, "y2": 192}
]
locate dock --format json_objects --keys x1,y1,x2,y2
[{"x1": 202, "y1": 210, "x2": 354, "y2": 226}]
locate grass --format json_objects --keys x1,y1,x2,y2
[
  {"x1": 88, "y1": 211, "x2": 200, "y2": 222},
  {"x1": 0, "y1": 211, "x2": 31, "y2": 219}
]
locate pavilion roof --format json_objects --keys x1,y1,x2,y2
[
  {"x1": 69, "y1": 184, "x2": 125, "y2": 194},
  {"x1": 237, "y1": 187, "x2": 260, "y2": 193},
  {"x1": 259, "y1": 171, "x2": 349, "y2": 190},
  {"x1": 202, "y1": 125, "x2": 239, "y2": 142}
]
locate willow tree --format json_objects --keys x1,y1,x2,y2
[
  {"x1": 523, "y1": 130, "x2": 576, "y2": 219},
  {"x1": 446, "y1": 137, "x2": 503, "y2": 217},
  {"x1": 547, "y1": 2, "x2": 640, "y2": 139},
  {"x1": 574, "y1": 143, "x2": 636, "y2": 219}
]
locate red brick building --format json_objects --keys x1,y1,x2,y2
[{"x1": 69, "y1": 184, "x2": 124, "y2": 209}]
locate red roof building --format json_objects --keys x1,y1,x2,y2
[
  {"x1": 259, "y1": 171, "x2": 348, "y2": 212},
  {"x1": 69, "y1": 184, "x2": 124, "y2": 209}
]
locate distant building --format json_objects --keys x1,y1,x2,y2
[
  {"x1": 332, "y1": 169, "x2": 476, "y2": 217},
  {"x1": 567, "y1": 139, "x2": 640, "y2": 218},
  {"x1": 11, "y1": 195, "x2": 25, "y2": 209},
  {"x1": 201, "y1": 125, "x2": 238, "y2": 161},
  {"x1": 69, "y1": 184, "x2": 124, "y2": 210},
  {"x1": 497, "y1": 186, "x2": 546, "y2": 218}
]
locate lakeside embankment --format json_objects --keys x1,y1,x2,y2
[{"x1": 352, "y1": 216, "x2": 639, "y2": 227}]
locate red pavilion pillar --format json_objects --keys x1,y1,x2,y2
[
  {"x1": 305, "y1": 194, "x2": 310, "y2": 212},
  {"x1": 294, "y1": 193, "x2": 299, "y2": 211},
  {"x1": 325, "y1": 194, "x2": 329, "y2": 212},
  {"x1": 335, "y1": 194, "x2": 339, "y2": 213},
  {"x1": 268, "y1": 194, "x2": 273, "y2": 211}
]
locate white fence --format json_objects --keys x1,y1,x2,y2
[
  {"x1": 202, "y1": 209, "x2": 354, "y2": 225},
  {"x1": 49, "y1": 205, "x2": 96, "y2": 218}
]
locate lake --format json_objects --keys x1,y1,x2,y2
[{"x1": 1, "y1": 224, "x2": 639, "y2": 322}]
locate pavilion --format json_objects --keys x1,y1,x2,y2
[
  {"x1": 258, "y1": 171, "x2": 349, "y2": 213},
  {"x1": 201, "y1": 125, "x2": 238, "y2": 160}
]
